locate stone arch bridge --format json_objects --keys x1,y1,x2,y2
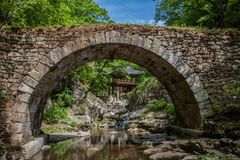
[{"x1": 0, "y1": 25, "x2": 239, "y2": 147}]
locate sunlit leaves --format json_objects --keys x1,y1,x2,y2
[
  {"x1": 0, "y1": 0, "x2": 111, "y2": 28},
  {"x1": 154, "y1": 0, "x2": 240, "y2": 28}
]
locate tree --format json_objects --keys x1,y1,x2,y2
[
  {"x1": 154, "y1": 0, "x2": 240, "y2": 28},
  {"x1": 0, "y1": 0, "x2": 111, "y2": 29},
  {"x1": 0, "y1": 0, "x2": 30, "y2": 29}
]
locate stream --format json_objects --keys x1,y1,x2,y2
[{"x1": 29, "y1": 128, "x2": 149, "y2": 160}]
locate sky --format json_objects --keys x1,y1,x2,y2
[{"x1": 95, "y1": 0, "x2": 163, "y2": 25}]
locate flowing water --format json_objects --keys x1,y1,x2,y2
[{"x1": 29, "y1": 128, "x2": 149, "y2": 160}]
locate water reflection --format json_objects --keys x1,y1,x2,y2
[{"x1": 29, "y1": 129, "x2": 148, "y2": 160}]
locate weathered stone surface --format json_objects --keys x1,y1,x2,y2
[
  {"x1": 149, "y1": 151, "x2": 187, "y2": 160},
  {"x1": 0, "y1": 25, "x2": 239, "y2": 147},
  {"x1": 48, "y1": 131, "x2": 90, "y2": 143},
  {"x1": 21, "y1": 137, "x2": 45, "y2": 159}
]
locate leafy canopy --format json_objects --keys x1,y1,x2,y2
[
  {"x1": 154, "y1": 0, "x2": 240, "y2": 28},
  {"x1": 69, "y1": 59, "x2": 148, "y2": 93},
  {"x1": 0, "y1": 0, "x2": 111, "y2": 28}
]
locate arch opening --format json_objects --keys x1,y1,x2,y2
[{"x1": 26, "y1": 43, "x2": 203, "y2": 138}]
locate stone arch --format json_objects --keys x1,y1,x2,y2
[{"x1": 12, "y1": 30, "x2": 209, "y2": 145}]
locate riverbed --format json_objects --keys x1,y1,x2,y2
[{"x1": 29, "y1": 128, "x2": 149, "y2": 160}]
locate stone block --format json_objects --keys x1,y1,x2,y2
[
  {"x1": 131, "y1": 34, "x2": 139, "y2": 46},
  {"x1": 158, "y1": 46, "x2": 166, "y2": 57},
  {"x1": 18, "y1": 83, "x2": 33, "y2": 94},
  {"x1": 186, "y1": 73, "x2": 197, "y2": 87},
  {"x1": 21, "y1": 137, "x2": 45, "y2": 159},
  {"x1": 191, "y1": 80, "x2": 204, "y2": 94},
  {"x1": 39, "y1": 55, "x2": 54, "y2": 68},
  {"x1": 13, "y1": 102, "x2": 29, "y2": 113},
  {"x1": 176, "y1": 63, "x2": 192, "y2": 79},
  {"x1": 64, "y1": 41, "x2": 77, "y2": 54},
  {"x1": 137, "y1": 36, "x2": 145, "y2": 47},
  {"x1": 194, "y1": 90, "x2": 209, "y2": 103},
  {"x1": 34, "y1": 63, "x2": 49, "y2": 75},
  {"x1": 28, "y1": 69, "x2": 44, "y2": 82},
  {"x1": 152, "y1": 37, "x2": 161, "y2": 53},
  {"x1": 12, "y1": 112, "x2": 29, "y2": 123},
  {"x1": 0, "y1": 42, "x2": 10, "y2": 52},
  {"x1": 48, "y1": 47, "x2": 64, "y2": 64},
  {"x1": 11, "y1": 133, "x2": 23, "y2": 146},
  {"x1": 23, "y1": 76, "x2": 39, "y2": 88},
  {"x1": 17, "y1": 93, "x2": 31, "y2": 104},
  {"x1": 110, "y1": 31, "x2": 120, "y2": 43},
  {"x1": 10, "y1": 123, "x2": 23, "y2": 134},
  {"x1": 144, "y1": 38, "x2": 152, "y2": 49}
]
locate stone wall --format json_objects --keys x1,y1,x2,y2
[{"x1": 0, "y1": 25, "x2": 239, "y2": 147}]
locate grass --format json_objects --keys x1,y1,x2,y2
[
  {"x1": 41, "y1": 123, "x2": 72, "y2": 133},
  {"x1": 2, "y1": 23, "x2": 239, "y2": 34},
  {"x1": 195, "y1": 152, "x2": 233, "y2": 160},
  {"x1": 0, "y1": 90, "x2": 8, "y2": 100},
  {"x1": 145, "y1": 98, "x2": 175, "y2": 116}
]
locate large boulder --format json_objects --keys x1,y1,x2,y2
[{"x1": 127, "y1": 110, "x2": 169, "y2": 134}]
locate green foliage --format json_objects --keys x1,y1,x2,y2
[
  {"x1": 52, "y1": 88, "x2": 74, "y2": 108},
  {"x1": 154, "y1": 0, "x2": 240, "y2": 28},
  {"x1": 94, "y1": 117, "x2": 102, "y2": 124},
  {"x1": 195, "y1": 152, "x2": 231, "y2": 160},
  {"x1": 166, "y1": 103, "x2": 175, "y2": 116},
  {"x1": 145, "y1": 98, "x2": 175, "y2": 116},
  {"x1": 223, "y1": 75, "x2": 240, "y2": 97},
  {"x1": 211, "y1": 102, "x2": 223, "y2": 113},
  {"x1": 196, "y1": 153, "x2": 216, "y2": 160},
  {"x1": 129, "y1": 77, "x2": 160, "y2": 96},
  {"x1": 41, "y1": 123, "x2": 72, "y2": 133},
  {"x1": 43, "y1": 106, "x2": 68, "y2": 122},
  {"x1": 0, "y1": 90, "x2": 7, "y2": 99},
  {"x1": 70, "y1": 59, "x2": 148, "y2": 93},
  {"x1": 43, "y1": 88, "x2": 74, "y2": 122},
  {"x1": 145, "y1": 99, "x2": 167, "y2": 111},
  {"x1": 128, "y1": 77, "x2": 161, "y2": 107},
  {"x1": 0, "y1": 0, "x2": 111, "y2": 28}
]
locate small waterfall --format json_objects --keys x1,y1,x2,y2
[{"x1": 115, "y1": 116, "x2": 129, "y2": 130}]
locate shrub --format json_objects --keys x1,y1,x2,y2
[
  {"x1": 166, "y1": 103, "x2": 175, "y2": 116},
  {"x1": 94, "y1": 118, "x2": 102, "y2": 124},
  {"x1": 145, "y1": 98, "x2": 175, "y2": 116},
  {"x1": 0, "y1": 90, "x2": 7, "y2": 99},
  {"x1": 52, "y1": 88, "x2": 74, "y2": 108},
  {"x1": 211, "y1": 102, "x2": 223, "y2": 113},
  {"x1": 223, "y1": 75, "x2": 240, "y2": 97},
  {"x1": 43, "y1": 106, "x2": 68, "y2": 122},
  {"x1": 145, "y1": 99, "x2": 167, "y2": 112}
]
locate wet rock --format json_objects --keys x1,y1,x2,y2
[
  {"x1": 138, "y1": 118, "x2": 169, "y2": 133},
  {"x1": 103, "y1": 112, "x2": 119, "y2": 119},
  {"x1": 129, "y1": 108, "x2": 147, "y2": 120},
  {"x1": 21, "y1": 137, "x2": 45, "y2": 159},
  {"x1": 182, "y1": 155, "x2": 200, "y2": 160},
  {"x1": 48, "y1": 131, "x2": 90, "y2": 143},
  {"x1": 149, "y1": 151, "x2": 188, "y2": 160},
  {"x1": 99, "y1": 118, "x2": 117, "y2": 129},
  {"x1": 127, "y1": 128, "x2": 150, "y2": 136},
  {"x1": 41, "y1": 145, "x2": 51, "y2": 151},
  {"x1": 72, "y1": 115, "x2": 91, "y2": 130},
  {"x1": 178, "y1": 141, "x2": 205, "y2": 153},
  {"x1": 130, "y1": 133, "x2": 167, "y2": 145},
  {"x1": 167, "y1": 125, "x2": 204, "y2": 138},
  {"x1": 144, "y1": 146, "x2": 171, "y2": 156}
]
